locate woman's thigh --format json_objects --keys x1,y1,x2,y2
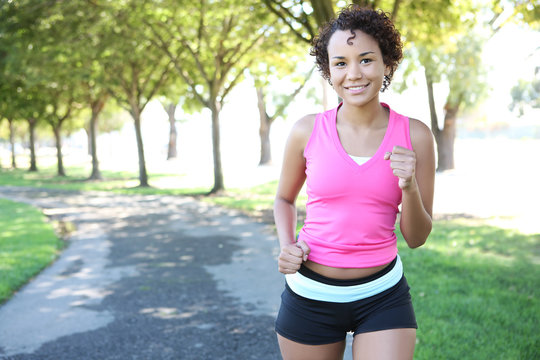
[
  {"x1": 352, "y1": 328, "x2": 416, "y2": 360},
  {"x1": 277, "y1": 334, "x2": 346, "y2": 360}
]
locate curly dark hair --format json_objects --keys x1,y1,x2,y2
[{"x1": 310, "y1": 5, "x2": 403, "y2": 92}]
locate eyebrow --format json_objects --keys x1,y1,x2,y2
[{"x1": 331, "y1": 51, "x2": 375, "y2": 59}]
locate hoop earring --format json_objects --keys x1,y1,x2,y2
[{"x1": 381, "y1": 75, "x2": 390, "y2": 92}]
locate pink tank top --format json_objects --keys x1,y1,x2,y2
[{"x1": 298, "y1": 103, "x2": 413, "y2": 268}]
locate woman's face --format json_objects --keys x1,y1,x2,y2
[{"x1": 327, "y1": 29, "x2": 390, "y2": 107}]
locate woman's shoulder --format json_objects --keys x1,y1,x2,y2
[
  {"x1": 289, "y1": 113, "x2": 317, "y2": 140},
  {"x1": 408, "y1": 117, "x2": 434, "y2": 149},
  {"x1": 284, "y1": 113, "x2": 317, "y2": 154},
  {"x1": 409, "y1": 118, "x2": 433, "y2": 144}
]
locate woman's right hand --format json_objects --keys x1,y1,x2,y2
[{"x1": 278, "y1": 240, "x2": 310, "y2": 274}]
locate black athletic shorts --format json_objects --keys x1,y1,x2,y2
[{"x1": 275, "y1": 256, "x2": 417, "y2": 345}]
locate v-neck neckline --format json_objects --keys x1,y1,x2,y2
[{"x1": 330, "y1": 102, "x2": 394, "y2": 171}]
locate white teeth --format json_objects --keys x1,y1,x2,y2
[{"x1": 348, "y1": 85, "x2": 366, "y2": 90}]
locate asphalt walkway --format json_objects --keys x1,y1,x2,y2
[{"x1": 0, "y1": 187, "x2": 287, "y2": 360}]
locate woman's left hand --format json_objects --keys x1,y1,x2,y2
[{"x1": 384, "y1": 146, "x2": 417, "y2": 190}]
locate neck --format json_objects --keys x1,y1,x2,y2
[{"x1": 338, "y1": 100, "x2": 387, "y2": 127}]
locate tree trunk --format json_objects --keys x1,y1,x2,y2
[
  {"x1": 131, "y1": 105, "x2": 149, "y2": 187},
  {"x1": 88, "y1": 97, "x2": 106, "y2": 180},
  {"x1": 425, "y1": 69, "x2": 458, "y2": 172},
  {"x1": 53, "y1": 125, "x2": 66, "y2": 177},
  {"x1": 88, "y1": 112, "x2": 101, "y2": 180},
  {"x1": 256, "y1": 87, "x2": 272, "y2": 165},
  {"x1": 390, "y1": 0, "x2": 402, "y2": 20},
  {"x1": 437, "y1": 103, "x2": 458, "y2": 171},
  {"x1": 209, "y1": 101, "x2": 224, "y2": 194},
  {"x1": 310, "y1": 0, "x2": 335, "y2": 27},
  {"x1": 28, "y1": 118, "x2": 38, "y2": 172},
  {"x1": 8, "y1": 118, "x2": 16, "y2": 169},
  {"x1": 321, "y1": 77, "x2": 331, "y2": 111},
  {"x1": 85, "y1": 127, "x2": 92, "y2": 156},
  {"x1": 166, "y1": 103, "x2": 177, "y2": 160},
  {"x1": 351, "y1": 0, "x2": 377, "y2": 10}
]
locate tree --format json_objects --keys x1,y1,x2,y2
[
  {"x1": 146, "y1": 0, "x2": 278, "y2": 193},
  {"x1": 0, "y1": 0, "x2": 42, "y2": 171},
  {"x1": 252, "y1": 65, "x2": 315, "y2": 165},
  {"x1": 156, "y1": 100, "x2": 181, "y2": 161},
  {"x1": 0, "y1": 0, "x2": 88, "y2": 174},
  {"x1": 0, "y1": 78, "x2": 19, "y2": 168},
  {"x1": 408, "y1": 1, "x2": 539, "y2": 170},
  {"x1": 156, "y1": 76, "x2": 194, "y2": 161},
  {"x1": 101, "y1": 1, "x2": 174, "y2": 187},
  {"x1": 510, "y1": 66, "x2": 540, "y2": 116},
  {"x1": 71, "y1": 3, "x2": 112, "y2": 181},
  {"x1": 395, "y1": 0, "x2": 489, "y2": 171}
]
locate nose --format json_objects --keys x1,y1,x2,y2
[{"x1": 347, "y1": 62, "x2": 362, "y2": 80}]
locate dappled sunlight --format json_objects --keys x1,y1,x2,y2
[
  {"x1": 407, "y1": 218, "x2": 540, "y2": 267},
  {"x1": 48, "y1": 285, "x2": 112, "y2": 301},
  {"x1": 179, "y1": 255, "x2": 194, "y2": 262},
  {"x1": 155, "y1": 262, "x2": 177, "y2": 268},
  {"x1": 139, "y1": 307, "x2": 189, "y2": 320}
]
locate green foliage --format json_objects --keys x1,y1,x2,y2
[
  {"x1": 509, "y1": 68, "x2": 540, "y2": 116},
  {"x1": 147, "y1": 0, "x2": 279, "y2": 109},
  {"x1": 96, "y1": 1, "x2": 174, "y2": 114},
  {"x1": 517, "y1": 0, "x2": 540, "y2": 27},
  {"x1": 0, "y1": 198, "x2": 63, "y2": 304},
  {"x1": 396, "y1": 0, "x2": 490, "y2": 110}
]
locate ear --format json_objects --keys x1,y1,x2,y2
[{"x1": 384, "y1": 65, "x2": 391, "y2": 77}]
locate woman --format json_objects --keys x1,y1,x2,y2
[{"x1": 273, "y1": 6, "x2": 435, "y2": 360}]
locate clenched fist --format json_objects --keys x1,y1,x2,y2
[
  {"x1": 278, "y1": 240, "x2": 310, "y2": 274},
  {"x1": 384, "y1": 146, "x2": 417, "y2": 190}
]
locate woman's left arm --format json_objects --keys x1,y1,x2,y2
[{"x1": 386, "y1": 119, "x2": 435, "y2": 248}]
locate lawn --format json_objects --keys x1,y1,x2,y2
[
  {"x1": 0, "y1": 198, "x2": 64, "y2": 304},
  {"x1": 398, "y1": 219, "x2": 539, "y2": 359},
  {"x1": 0, "y1": 165, "x2": 538, "y2": 359}
]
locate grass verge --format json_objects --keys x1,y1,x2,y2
[
  {"x1": 0, "y1": 167, "x2": 209, "y2": 195},
  {"x1": 0, "y1": 198, "x2": 64, "y2": 304}
]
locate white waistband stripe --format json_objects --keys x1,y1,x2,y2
[{"x1": 285, "y1": 255, "x2": 403, "y2": 303}]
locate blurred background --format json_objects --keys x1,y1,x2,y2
[{"x1": 1, "y1": 0, "x2": 539, "y2": 232}]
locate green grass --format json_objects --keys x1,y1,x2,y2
[
  {"x1": 397, "y1": 220, "x2": 539, "y2": 360},
  {"x1": 0, "y1": 166, "x2": 209, "y2": 195},
  {"x1": 0, "y1": 198, "x2": 64, "y2": 304},
  {"x1": 0, "y1": 164, "x2": 538, "y2": 358}
]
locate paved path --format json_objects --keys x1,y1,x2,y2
[{"x1": 0, "y1": 187, "x2": 290, "y2": 360}]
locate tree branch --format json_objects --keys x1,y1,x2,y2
[
  {"x1": 140, "y1": 60, "x2": 173, "y2": 111},
  {"x1": 261, "y1": 0, "x2": 312, "y2": 43},
  {"x1": 273, "y1": 66, "x2": 315, "y2": 119}
]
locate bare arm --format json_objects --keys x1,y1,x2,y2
[
  {"x1": 274, "y1": 114, "x2": 314, "y2": 273},
  {"x1": 385, "y1": 119, "x2": 435, "y2": 248}
]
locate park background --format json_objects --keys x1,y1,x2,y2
[{"x1": 0, "y1": 0, "x2": 539, "y2": 359}]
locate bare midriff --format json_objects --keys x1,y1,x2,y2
[{"x1": 304, "y1": 260, "x2": 391, "y2": 280}]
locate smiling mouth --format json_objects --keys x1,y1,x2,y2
[{"x1": 345, "y1": 84, "x2": 368, "y2": 90}]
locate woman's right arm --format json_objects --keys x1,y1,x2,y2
[{"x1": 274, "y1": 114, "x2": 315, "y2": 274}]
